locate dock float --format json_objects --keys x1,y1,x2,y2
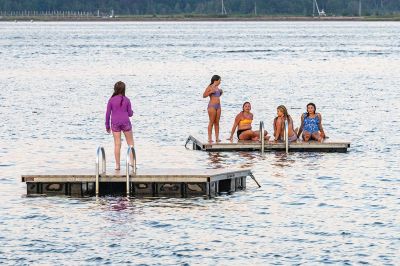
[
  {"x1": 21, "y1": 168, "x2": 253, "y2": 198},
  {"x1": 185, "y1": 135, "x2": 350, "y2": 152}
]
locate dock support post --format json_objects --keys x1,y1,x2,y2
[
  {"x1": 95, "y1": 146, "x2": 106, "y2": 197},
  {"x1": 126, "y1": 146, "x2": 137, "y2": 197}
]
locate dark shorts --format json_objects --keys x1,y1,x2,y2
[
  {"x1": 237, "y1": 129, "x2": 251, "y2": 139},
  {"x1": 111, "y1": 122, "x2": 132, "y2": 132}
]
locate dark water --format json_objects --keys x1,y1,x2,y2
[{"x1": 0, "y1": 21, "x2": 399, "y2": 265}]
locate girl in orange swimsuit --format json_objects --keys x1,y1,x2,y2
[{"x1": 228, "y1": 102, "x2": 270, "y2": 141}]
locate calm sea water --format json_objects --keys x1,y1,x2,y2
[{"x1": 0, "y1": 21, "x2": 399, "y2": 265}]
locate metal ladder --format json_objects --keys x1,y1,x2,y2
[
  {"x1": 126, "y1": 145, "x2": 137, "y2": 197},
  {"x1": 95, "y1": 146, "x2": 106, "y2": 197},
  {"x1": 259, "y1": 121, "x2": 265, "y2": 154},
  {"x1": 283, "y1": 119, "x2": 289, "y2": 154}
]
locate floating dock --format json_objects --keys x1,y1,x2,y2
[
  {"x1": 21, "y1": 168, "x2": 253, "y2": 198},
  {"x1": 185, "y1": 135, "x2": 350, "y2": 152}
]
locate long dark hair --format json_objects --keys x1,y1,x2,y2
[
  {"x1": 242, "y1": 101, "x2": 251, "y2": 113},
  {"x1": 210, "y1": 75, "x2": 221, "y2": 85},
  {"x1": 112, "y1": 81, "x2": 126, "y2": 106},
  {"x1": 306, "y1": 102, "x2": 316, "y2": 117}
]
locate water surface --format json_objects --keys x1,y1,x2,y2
[{"x1": 0, "y1": 21, "x2": 399, "y2": 265}]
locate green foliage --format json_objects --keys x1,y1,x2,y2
[{"x1": 0, "y1": 0, "x2": 399, "y2": 16}]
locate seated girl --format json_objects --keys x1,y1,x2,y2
[
  {"x1": 273, "y1": 105, "x2": 298, "y2": 142},
  {"x1": 297, "y1": 102, "x2": 326, "y2": 142},
  {"x1": 228, "y1": 102, "x2": 270, "y2": 141}
]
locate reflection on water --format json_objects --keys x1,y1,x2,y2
[
  {"x1": 0, "y1": 21, "x2": 399, "y2": 265},
  {"x1": 206, "y1": 152, "x2": 225, "y2": 168},
  {"x1": 271, "y1": 152, "x2": 297, "y2": 167}
]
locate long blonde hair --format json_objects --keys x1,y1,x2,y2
[{"x1": 277, "y1": 105, "x2": 292, "y2": 124}]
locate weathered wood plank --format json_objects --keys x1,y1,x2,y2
[
  {"x1": 22, "y1": 168, "x2": 252, "y2": 197},
  {"x1": 187, "y1": 135, "x2": 350, "y2": 152},
  {"x1": 21, "y1": 168, "x2": 251, "y2": 183}
]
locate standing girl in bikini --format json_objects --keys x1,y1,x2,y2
[
  {"x1": 297, "y1": 102, "x2": 326, "y2": 142},
  {"x1": 228, "y1": 102, "x2": 270, "y2": 141},
  {"x1": 203, "y1": 75, "x2": 223, "y2": 143},
  {"x1": 105, "y1": 81, "x2": 134, "y2": 170},
  {"x1": 273, "y1": 105, "x2": 297, "y2": 142}
]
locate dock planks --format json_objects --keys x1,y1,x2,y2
[
  {"x1": 186, "y1": 135, "x2": 350, "y2": 152},
  {"x1": 22, "y1": 168, "x2": 252, "y2": 198}
]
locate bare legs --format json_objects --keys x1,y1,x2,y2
[
  {"x1": 215, "y1": 108, "x2": 221, "y2": 142},
  {"x1": 239, "y1": 130, "x2": 270, "y2": 141},
  {"x1": 112, "y1": 130, "x2": 135, "y2": 170},
  {"x1": 302, "y1": 131, "x2": 323, "y2": 142},
  {"x1": 207, "y1": 107, "x2": 221, "y2": 142}
]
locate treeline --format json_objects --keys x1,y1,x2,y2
[{"x1": 0, "y1": 0, "x2": 399, "y2": 16}]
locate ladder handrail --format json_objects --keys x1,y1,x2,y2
[
  {"x1": 259, "y1": 121, "x2": 265, "y2": 154},
  {"x1": 95, "y1": 146, "x2": 106, "y2": 197},
  {"x1": 184, "y1": 136, "x2": 191, "y2": 149},
  {"x1": 284, "y1": 119, "x2": 289, "y2": 154},
  {"x1": 126, "y1": 145, "x2": 137, "y2": 197},
  {"x1": 249, "y1": 172, "x2": 261, "y2": 188}
]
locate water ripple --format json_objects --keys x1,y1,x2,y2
[{"x1": 0, "y1": 21, "x2": 399, "y2": 265}]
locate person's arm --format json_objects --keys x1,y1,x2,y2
[
  {"x1": 274, "y1": 117, "x2": 282, "y2": 141},
  {"x1": 297, "y1": 114, "x2": 305, "y2": 138},
  {"x1": 318, "y1": 113, "x2": 325, "y2": 138},
  {"x1": 105, "y1": 99, "x2": 112, "y2": 133},
  {"x1": 228, "y1": 114, "x2": 241, "y2": 141},
  {"x1": 127, "y1": 99, "x2": 133, "y2": 117},
  {"x1": 203, "y1": 85, "x2": 212, "y2": 98}
]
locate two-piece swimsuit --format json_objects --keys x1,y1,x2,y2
[
  {"x1": 276, "y1": 117, "x2": 298, "y2": 142},
  {"x1": 207, "y1": 88, "x2": 221, "y2": 110},
  {"x1": 237, "y1": 114, "x2": 253, "y2": 138}
]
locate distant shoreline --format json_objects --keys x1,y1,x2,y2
[{"x1": 1, "y1": 15, "x2": 400, "y2": 22}]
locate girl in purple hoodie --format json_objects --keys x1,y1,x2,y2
[{"x1": 105, "y1": 81, "x2": 134, "y2": 170}]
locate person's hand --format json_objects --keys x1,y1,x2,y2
[
  {"x1": 320, "y1": 131, "x2": 326, "y2": 139},
  {"x1": 106, "y1": 128, "x2": 111, "y2": 134}
]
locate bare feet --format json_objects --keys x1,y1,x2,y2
[
  {"x1": 208, "y1": 139, "x2": 214, "y2": 143},
  {"x1": 216, "y1": 139, "x2": 222, "y2": 143},
  {"x1": 115, "y1": 166, "x2": 121, "y2": 171}
]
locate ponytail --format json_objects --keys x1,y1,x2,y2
[{"x1": 111, "y1": 81, "x2": 126, "y2": 106}]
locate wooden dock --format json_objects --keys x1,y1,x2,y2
[
  {"x1": 186, "y1": 135, "x2": 350, "y2": 152},
  {"x1": 21, "y1": 168, "x2": 252, "y2": 198}
]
